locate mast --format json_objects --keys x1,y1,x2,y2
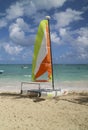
[{"x1": 46, "y1": 16, "x2": 54, "y2": 90}]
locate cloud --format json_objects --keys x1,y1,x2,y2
[
  {"x1": 0, "y1": 18, "x2": 7, "y2": 28},
  {"x1": 9, "y1": 18, "x2": 35, "y2": 46},
  {"x1": 58, "y1": 27, "x2": 88, "y2": 47},
  {"x1": 58, "y1": 27, "x2": 88, "y2": 60},
  {"x1": 75, "y1": 27, "x2": 88, "y2": 60},
  {"x1": 60, "y1": 51, "x2": 75, "y2": 59},
  {"x1": 59, "y1": 28, "x2": 67, "y2": 36},
  {"x1": 0, "y1": 0, "x2": 87, "y2": 63},
  {"x1": 82, "y1": 6, "x2": 88, "y2": 12},
  {"x1": 77, "y1": 49, "x2": 88, "y2": 60},
  {"x1": 4, "y1": 43, "x2": 23, "y2": 55},
  {"x1": 0, "y1": 0, "x2": 67, "y2": 29},
  {"x1": 3, "y1": 0, "x2": 67, "y2": 22},
  {"x1": 79, "y1": 53, "x2": 88, "y2": 60},
  {"x1": 76, "y1": 27, "x2": 88, "y2": 46},
  {"x1": 54, "y1": 8, "x2": 83, "y2": 27},
  {"x1": 6, "y1": 2, "x2": 24, "y2": 20},
  {"x1": 6, "y1": 0, "x2": 37, "y2": 20},
  {"x1": 77, "y1": 36, "x2": 88, "y2": 46},
  {"x1": 33, "y1": 0, "x2": 67, "y2": 10},
  {"x1": 23, "y1": 0, "x2": 37, "y2": 16},
  {"x1": 58, "y1": 27, "x2": 75, "y2": 45},
  {"x1": 51, "y1": 32, "x2": 60, "y2": 45},
  {"x1": 14, "y1": 18, "x2": 29, "y2": 31}
]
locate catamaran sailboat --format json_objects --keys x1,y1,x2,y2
[{"x1": 21, "y1": 16, "x2": 67, "y2": 97}]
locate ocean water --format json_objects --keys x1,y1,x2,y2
[
  {"x1": 0, "y1": 64, "x2": 88, "y2": 82},
  {"x1": 0, "y1": 64, "x2": 32, "y2": 82},
  {"x1": 0, "y1": 64, "x2": 88, "y2": 91}
]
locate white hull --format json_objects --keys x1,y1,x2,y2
[{"x1": 22, "y1": 89, "x2": 68, "y2": 97}]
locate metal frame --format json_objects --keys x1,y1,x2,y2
[{"x1": 20, "y1": 82, "x2": 41, "y2": 94}]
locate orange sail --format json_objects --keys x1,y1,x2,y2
[{"x1": 32, "y1": 20, "x2": 52, "y2": 82}]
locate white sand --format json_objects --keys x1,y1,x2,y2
[
  {"x1": 0, "y1": 80, "x2": 88, "y2": 93},
  {"x1": 0, "y1": 92, "x2": 88, "y2": 130},
  {"x1": 0, "y1": 80, "x2": 88, "y2": 130}
]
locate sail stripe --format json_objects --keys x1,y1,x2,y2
[
  {"x1": 34, "y1": 30, "x2": 47, "y2": 75},
  {"x1": 32, "y1": 20, "x2": 47, "y2": 80}
]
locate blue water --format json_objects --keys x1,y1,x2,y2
[
  {"x1": 0, "y1": 64, "x2": 31, "y2": 82},
  {"x1": 0, "y1": 64, "x2": 88, "y2": 83},
  {"x1": 54, "y1": 64, "x2": 88, "y2": 81}
]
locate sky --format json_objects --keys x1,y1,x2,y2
[{"x1": 0, "y1": 0, "x2": 88, "y2": 64}]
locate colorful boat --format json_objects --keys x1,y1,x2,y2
[
  {"x1": 32, "y1": 16, "x2": 54, "y2": 87},
  {"x1": 21, "y1": 16, "x2": 68, "y2": 97}
]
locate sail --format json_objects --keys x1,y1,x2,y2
[{"x1": 32, "y1": 20, "x2": 52, "y2": 82}]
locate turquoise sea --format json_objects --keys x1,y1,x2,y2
[
  {"x1": 0, "y1": 64, "x2": 88, "y2": 90},
  {"x1": 0, "y1": 64, "x2": 88, "y2": 81}
]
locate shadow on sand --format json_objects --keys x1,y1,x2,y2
[
  {"x1": 0, "y1": 92, "x2": 46, "y2": 102},
  {"x1": 0, "y1": 92, "x2": 88, "y2": 104},
  {"x1": 54, "y1": 92, "x2": 88, "y2": 106},
  {"x1": 62, "y1": 96, "x2": 88, "y2": 106}
]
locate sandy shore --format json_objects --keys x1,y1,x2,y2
[
  {"x1": 0, "y1": 91, "x2": 88, "y2": 130},
  {"x1": 0, "y1": 80, "x2": 88, "y2": 91}
]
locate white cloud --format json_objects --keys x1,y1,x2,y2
[
  {"x1": 0, "y1": 18, "x2": 7, "y2": 28},
  {"x1": 75, "y1": 27, "x2": 88, "y2": 60},
  {"x1": 9, "y1": 22, "x2": 25, "y2": 43},
  {"x1": 54, "y1": 8, "x2": 83, "y2": 27},
  {"x1": 58, "y1": 27, "x2": 75, "y2": 45},
  {"x1": 6, "y1": 0, "x2": 37, "y2": 20},
  {"x1": 78, "y1": 27, "x2": 88, "y2": 37},
  {"x1": 74, "y1": 46, "x2": 88, "y2": 60},
  {"x1": 33, "y1": 0, "x2": 67, "y2": 10},
  {"x1": 4, "y1": 43, "x2": 23, "y2": 55},
  {"x1": 14, "y1": 18, "x2": 29, "y2": 32},
  {"x1": 0, "y1": 0, "x2": 67, "y2": 29},
  {"x1": 59, "y1": 28, "x2": 67, "y2": 36},
  {"x1": 9, "y1": 18, "x2": 34, "y2": 46},
  {"x1": 6, "y1": 2, "x2": 24, "y2": 20},
  {"x1": 0, "y1": 0, "x2": 87, "y2": 63},
  {"x1": 51, "y1": 32, "x2": 60, "y2": 44},
  {"x1": 60, "y1": 51, "x2": 75, "y2": 59},
  {"x1": 23, "y1": 0, "x2": 37, "y2": 16},
  {"x1": 82, "y1": 6, "x2": 88, "y2": 12},
  {"x1": 78, "y1": 52, "x2": 88, "y2": 60},
  {"x1": 58, "y1": 27, "x2": 88, "y2": 47},
  {"x1": 57, "y1": 26, "x2": 88, "y2": 61},
  {"x1": 76, "y1": 27, "x2": 88, "y2": 46},
  {"x1": 77, "y1": 36, "x2": 88, "y2": 46},
  {"x1": 4, "y1": 0, "x2": 67, "y2": 21}
]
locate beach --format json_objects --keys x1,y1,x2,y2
[
  {"x1": 0, "y1": 64, "x2": 88, "y2": 130},
  {"x1": 0, "y1": 80, "x2": 88, "y2": 93},
  {"x1": 0, "y1": 92, "x2": 88, "y2": 130}
]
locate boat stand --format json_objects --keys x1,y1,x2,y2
[{"x1": 20, "y1": 82, "x2": 41, "y2": 97}]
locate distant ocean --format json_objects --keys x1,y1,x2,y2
[{"x1": 0, "y1": 64, "x2": 88, "y2": 91}]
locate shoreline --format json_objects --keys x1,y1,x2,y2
[{"x1": 0, "y1": 80, "x2": 88, "y2": 93}]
